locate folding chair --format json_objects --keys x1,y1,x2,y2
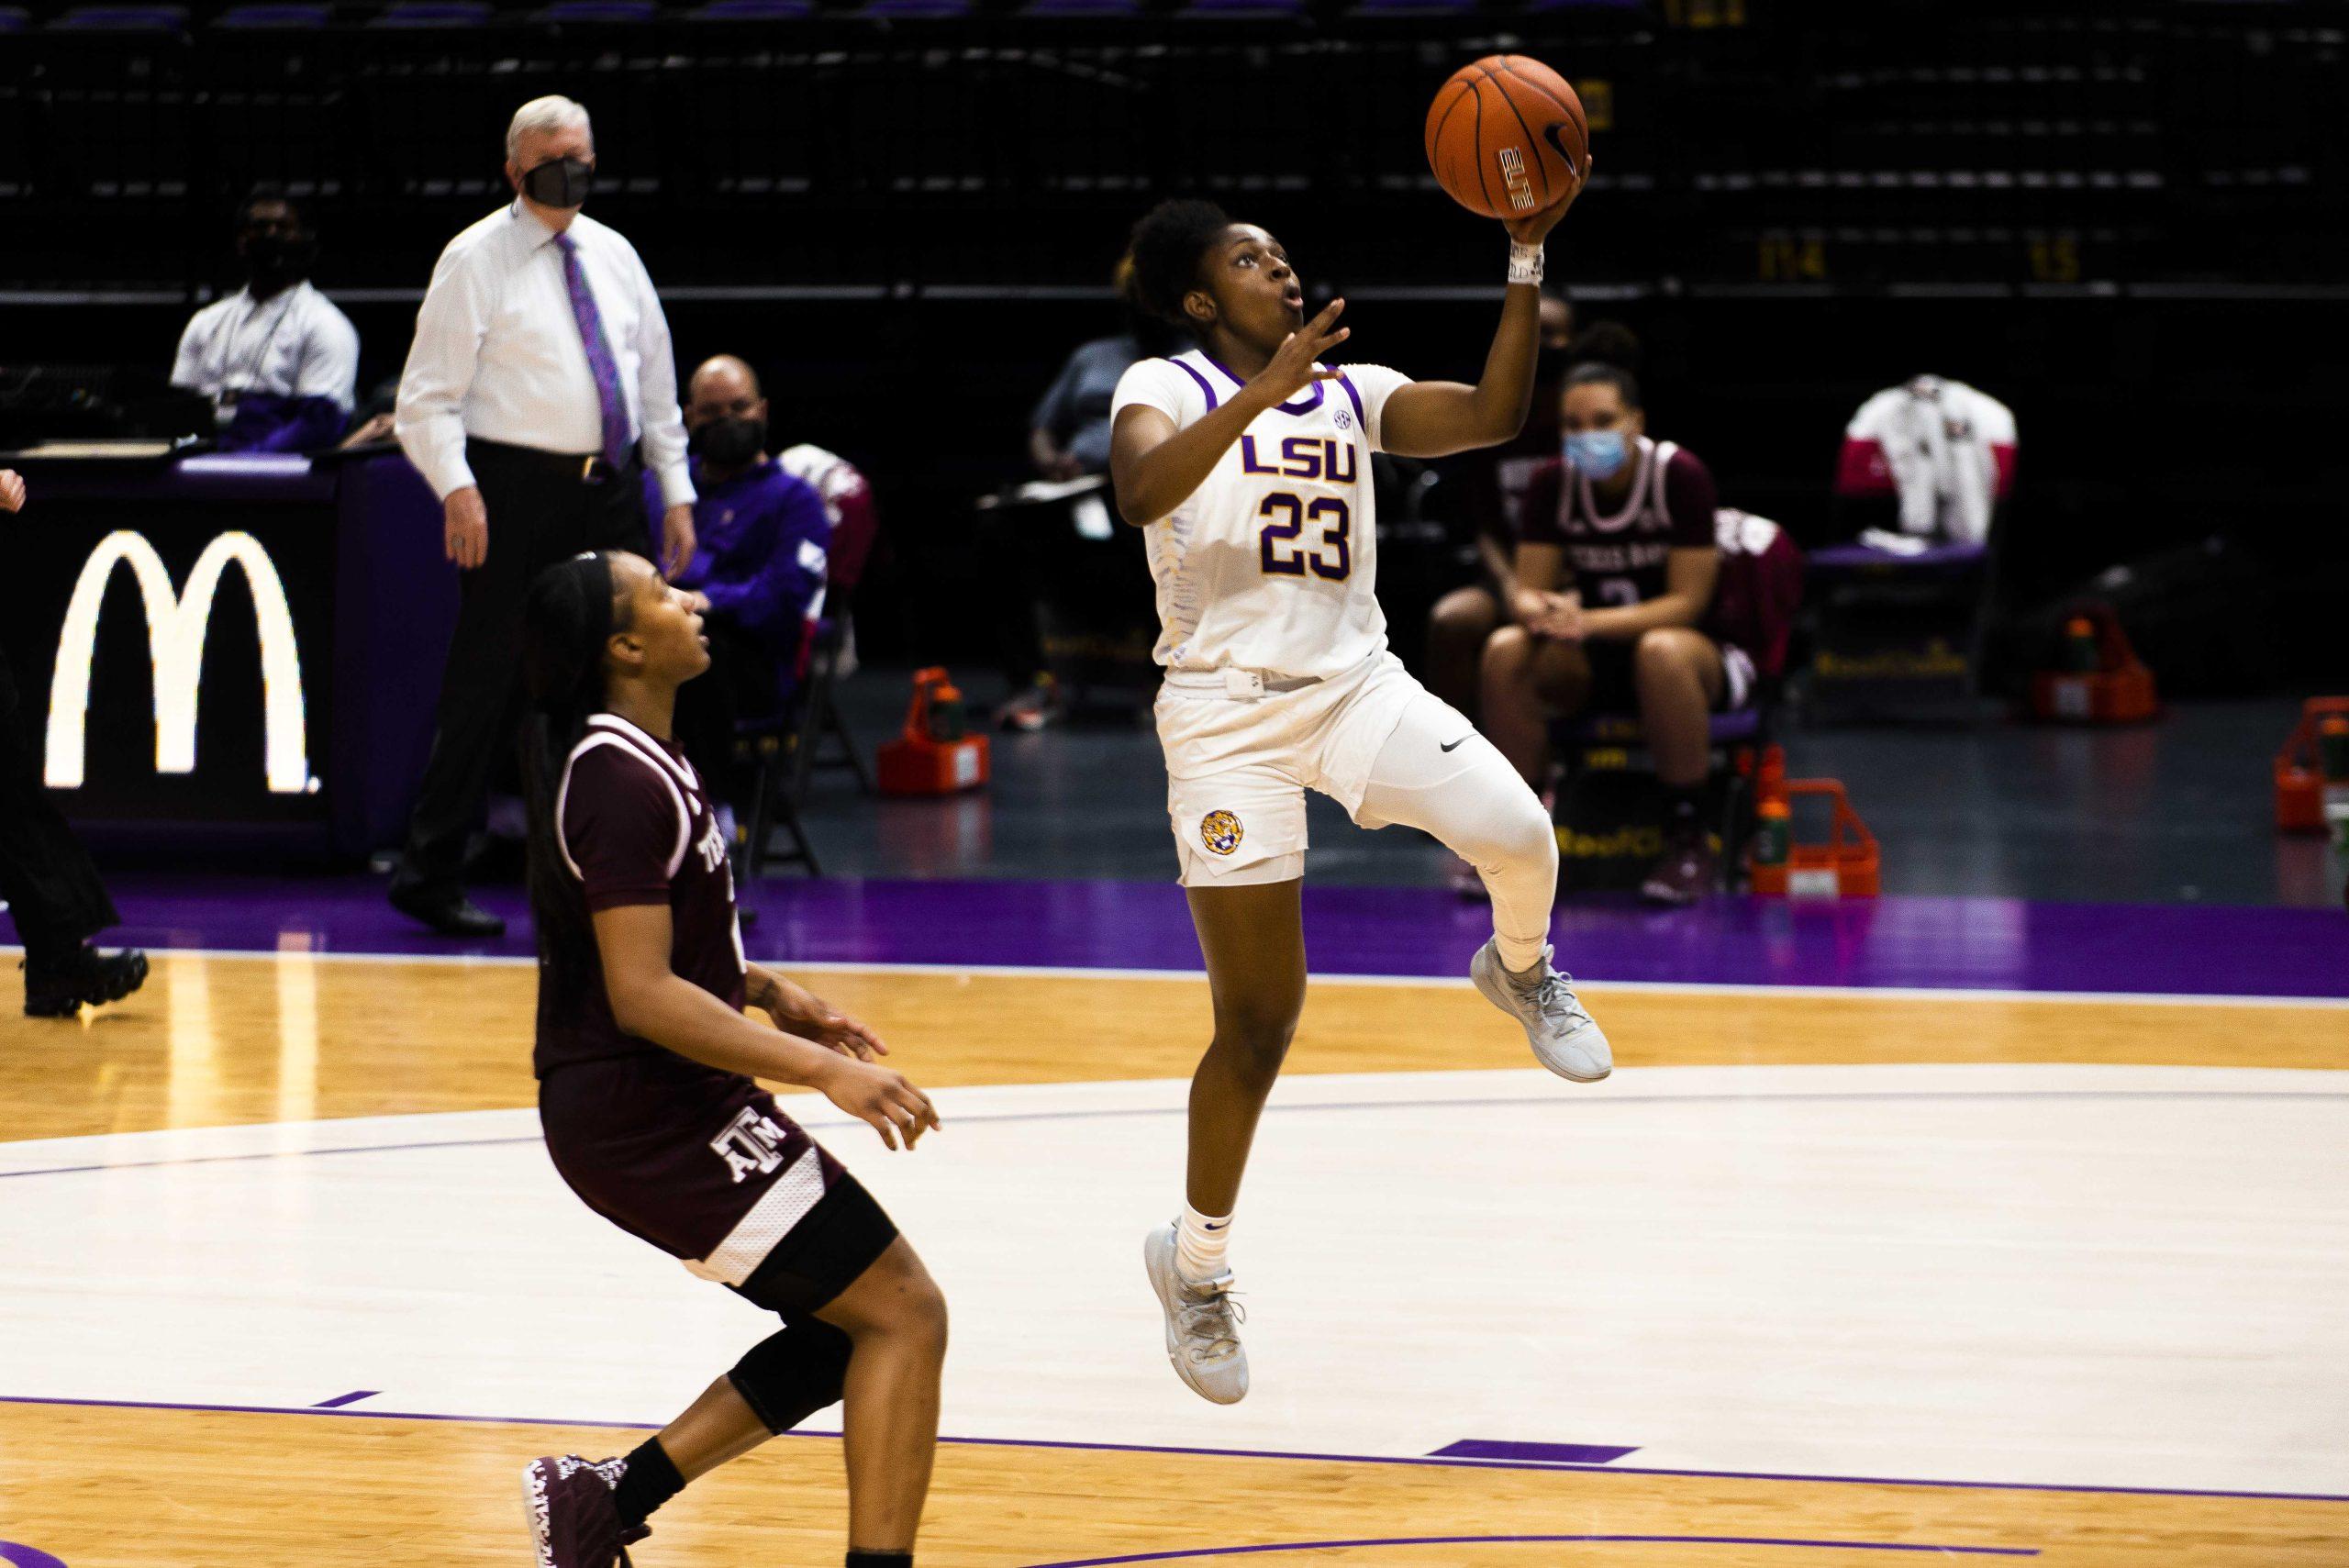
[
  {"x1": 1804, "y1": 377, "x2": 2016, "y2": 723},
  {"x1": 1549, "y1": 699, "x2": 1776, "y2": 895},
  {"x1": 738, "y1": 462, "x2": 881, "y2": 883},
  {"x1": 788, "y1": 473, "x2": 879, "y2": 803}
]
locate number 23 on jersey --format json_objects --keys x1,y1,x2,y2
[{"x1": 1242, "y1": 433, "x2": 1357, "y2": 583}]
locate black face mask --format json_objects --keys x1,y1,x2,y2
[
  {"x1": 241, "y1": 233, "x2": 316, "y2": 291},
  {"x1": 521, "y1": 157, "x2": 595, "y2": 209},
  {"x1": 691, "y1": 416, "x2": 766, "y2": 468}
]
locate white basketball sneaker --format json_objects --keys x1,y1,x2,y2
[
  {"x1": 1471, "y1": 938, "x2": 1612, "y2": 1082},
  {"x1": 1142, "y1": 1223, "x2": 1249, "y2": 1405}
]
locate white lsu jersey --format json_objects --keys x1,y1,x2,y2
[{"x1": 1111, "y1": 349, "x2": 1413, "y2": 683}]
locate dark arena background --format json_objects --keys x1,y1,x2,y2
[{"x1": 2, "y1": 5, "x2": 2347, "y2": 1567}]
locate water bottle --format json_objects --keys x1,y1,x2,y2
[
  {"x1": 1753, "y1": 797, "x2": 1792, "y2": 868},
  {"x1": 2321, "y1": 716, "x2": 2349, "y2": 851},
  {"x1": 929, "y1": 682, "x2": 967, "y2": 742},
  {"x1": 2061, "y1": 616, "x2": 2100, "y2": 673}
]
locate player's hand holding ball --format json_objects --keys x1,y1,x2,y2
[
  {"x1": 1426, "y1": 53, "x2": 1592, "y2": 238},
  {"x1": 1506, "y1": 155, "x2": 1590, "y2": 247}
]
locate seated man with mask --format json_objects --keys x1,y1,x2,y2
[
  {"x1": 651, "y1": 353, "x2": 833, "y2": 824},
  {"x1": 171, "y1": 191, "x2": 360, "y2": 453}
]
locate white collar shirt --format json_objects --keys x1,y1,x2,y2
[
  {"x1": 170, "y1": 281, "x2": 361, "y2": 423},
  {"x1": 394, "y1": 199, "x2": 695, "y2": 510}
]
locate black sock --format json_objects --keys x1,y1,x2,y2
[
  {"x1": 612, "y1": 1438, "x2": 685, "y2": 1527},
  {"x1": 1662, "y1": 786, "x2": 1702, "y2": 831},
  {"x1": 847, "y1": 1552, "x2": 912, "y2": 1568}
]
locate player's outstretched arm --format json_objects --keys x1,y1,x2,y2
[
  {"x1": 1109, "y1": 299, "x2": 1350, "y2": 525},
  {"x1": 593, "y1": 905, "x2": 940, "y2": 1149},
  {"x1": 1379, "y1": 165, "x2": 1593, "y2": 460}
]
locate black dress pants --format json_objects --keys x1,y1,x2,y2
[
  {"x1": 392, "y1": 440, "x2": 651, "y2": 899},
  {"x1": 0, "y1": 646, "x2": 117, "y2": 958}
]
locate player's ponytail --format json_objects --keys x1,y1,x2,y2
[{"x1": 518, "y1": 552, "x2": 630, "y2": 1002}]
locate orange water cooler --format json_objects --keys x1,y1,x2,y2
[
  {"x1": 876, "y1": 667, "x2": 991, "y2": 796},
  {"x1": 1749, "y1": 776, "x2": 1881, "y2": 898},
  {"x1": 2030, "y1": 603, "x2": 2157, "y2": 725},
  {"x1": 2274, "y1": 697, "x2": 2349, "y2": 834}
]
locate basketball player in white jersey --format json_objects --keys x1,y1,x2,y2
[{"x1": 1108, "y1": 179, "x2": 1606, "y2": 1405}]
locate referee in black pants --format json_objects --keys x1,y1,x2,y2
[
  {"x1": 1, "y1": 469, "x2": 150, "y2": 1017},
  {"x1": 390, "y1": 95, "x2": 696, "y2": 936}
]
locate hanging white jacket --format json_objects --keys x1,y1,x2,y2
[{"x1": 1834, "y1": 375, "x2": 2018, "y2": 545}]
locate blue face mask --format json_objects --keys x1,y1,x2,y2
[{"x1": 1564, "y1": 428, "x2": 1630, "y2": 480}]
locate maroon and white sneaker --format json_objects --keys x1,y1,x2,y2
[
  {"x1": 1640, "y1": 826, "x2": 1718, "y2": 906},
  {"x1": 521, "y1": 1454, "x2": 651, "y2": 1568}
]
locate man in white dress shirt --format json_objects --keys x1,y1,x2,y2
[
  {"x1": 170, "y1": 192, "x2": 360, "y2": 453},
  {"x1": 387, "y1": 95, "x2": 698, "y2": 937}
]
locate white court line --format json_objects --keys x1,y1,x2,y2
[
  {"x1": 6, "y1": 1064, "x2": 2346, "y2": 1179},
  {"x1": 14, "y1": 942, "x2": 2349, "y2": 1011}
]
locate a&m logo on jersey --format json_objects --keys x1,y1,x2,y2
[
  {"x1": 711, "y1": 1105, "x2": 793, "y2": 1184},
  {"x1": 1199, "y1": 809, "x2": 1245, "y2": 857}
]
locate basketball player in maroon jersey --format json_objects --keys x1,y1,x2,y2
[
  {"x1": 1480, "y1": 362, "x2": 1750, "y2": 904},
  {"x1": 515, "y1": 550, "x2": 945, "y2": 1568}
]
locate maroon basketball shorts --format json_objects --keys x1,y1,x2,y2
[{"x1": 538, "y1": 1051, "x2": 899, "y2": 1318}]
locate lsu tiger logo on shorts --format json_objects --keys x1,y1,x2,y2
[{"x1": 1199, "y1": 809, "x2": 1244, "y2": 856}]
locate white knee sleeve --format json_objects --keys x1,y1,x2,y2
[{"x1": 1355, "y1": 693, "x2": 1558, "y2": 970}]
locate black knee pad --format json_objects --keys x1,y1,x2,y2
[{"x1": 728, "y1": 1318, "x2": 853, "y2": 1434}]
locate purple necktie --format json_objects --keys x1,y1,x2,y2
[{"x1": 553, "y1": 230, "x2": 631, "y2": 471}]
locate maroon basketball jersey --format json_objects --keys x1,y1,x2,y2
[
  {"x1": 1520, "y1": 437, "x2": 1719, "y2": 608},
  {"x1": 536, "y1": 713, "x2": 746, "y2": 1077}
]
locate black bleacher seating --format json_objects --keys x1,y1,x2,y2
[{"x1": 0, "y1": 0, "x2": 2334, "y2": 297}]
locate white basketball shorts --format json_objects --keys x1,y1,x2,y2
[{"x1": 1155, "y1": 651, "x2": 1447, "y2": 888}]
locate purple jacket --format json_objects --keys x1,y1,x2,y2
[{"x1": 646, "y1": 455, "x2": 831, "y2": 691}]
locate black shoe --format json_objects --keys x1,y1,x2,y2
[
  {"x1": 388, "y1": 884, "x2": 507, "y2": 938},
  {"x1": 24, "y1": 944, "x2": 150, "y2": 1018},
  {"x1": 1640, "y1": 827, "x2": 1718, "y2": 906}
]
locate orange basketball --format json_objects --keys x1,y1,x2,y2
[{"x1": 1424, "y1": 54, "x2": 1588, "y2": 221}]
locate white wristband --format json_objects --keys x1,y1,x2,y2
[{"x1": 1508, "y1": 241, "x2": 1544, "y2": 286}]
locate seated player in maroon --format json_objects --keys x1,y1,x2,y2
[
  {"x1": 1479, "y1": 362, "x2": 1752, "y2": 905},
  {"x1": 515, "y1": 550, "x2": 945, "y2": 1568}
]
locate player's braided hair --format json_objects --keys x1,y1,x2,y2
[
  {"x1": 1126, "y1": 198, "x2": 1232, "y2": 326},
  {"x1": 518, "y1": 552, "x2": 636, "y2": 1006}
]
